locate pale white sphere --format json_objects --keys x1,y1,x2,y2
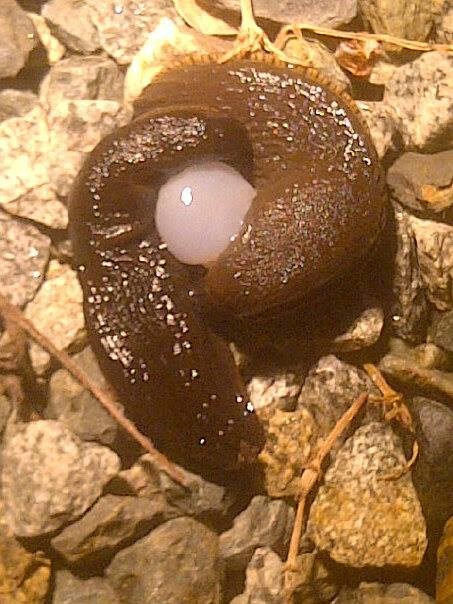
[{"x1": 155, "y1": 161, "x2": 256, "y2": 265}]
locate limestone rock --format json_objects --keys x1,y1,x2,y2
[
  {"x1": 0, "y1": 0, "x2": 36, "y2": 79},
  {"x1": 42, "y1": 0, "x2": 100, "y2": 54},
  {"x1": 52, "y1": 570, "x2": 119, "y2": 604}
]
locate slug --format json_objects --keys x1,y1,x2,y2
[{"x1": 69, "y1": 54, "x2": 386, "y2": 480}]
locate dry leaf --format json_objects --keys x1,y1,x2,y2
[
  {"x1": 334, "y1": 38, "x2": 383, "y2": 77},
  {"x1": 174, "y1": 0, "x2": 237, "y2": 36}
]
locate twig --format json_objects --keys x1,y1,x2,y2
[
  {"x1": 276, "y1": 23, "x2": 453, "y2": 53},
  {"x1": 284, "y1": 391, "x2": 368, "y2": 602},
  {"x1": 0, "y1": 294, "x2": 188, "y2": 487}
]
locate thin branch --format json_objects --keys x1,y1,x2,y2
[
  {"x1": 284, "y1": 391, "x2": 368, "y2": 603},
  {"x1": 0, "y1": 294, "x2": 189, "y2": 487}
]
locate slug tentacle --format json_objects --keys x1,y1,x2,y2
[{"x1": 70, "y1": 56, "x2": 385, "y2": 479}]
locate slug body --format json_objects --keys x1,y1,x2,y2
[{"x1": 70, "y1": 56, "x2": 385, "y2": 478}]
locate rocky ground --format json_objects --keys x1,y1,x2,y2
[{"x1": 0, "y1": 0, "x2": 452, "y2": 603}]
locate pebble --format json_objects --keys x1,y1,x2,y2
[
  {"x1": 387, "y1": 150, "x2": 453, "y2": 214},
  {"x1": 0, "y1": 211, "x2": 50, "y2": 308},
  {"x1": 40, "y1": 55, "x2": 125, "y2": 110},
  {"x1": 358, "y1": 101, "x2": 400, "y2": 159},
  {"x1": 437, "y1": 516, "x2": 453, "y2": 604},
  {"x1": 0, "y1": 89, "x2": 39, "y2": 121},
  {"x1": 106, "y1": 517, "x2": 220, "y2": 604},
  {"x1": 331, "y1": 305, "x2": 384, "y2": 352},
  {"x1": 42, "y1": 0, "x2": 100, "y2": 54},
  {"x1": 383, "y1": 51, "x2": 453, "y2": 152},
  {"x1": 212, "y1": 0, "x2": 358, "y2": 28},
  {"x1": 307, "y1": 422, "x2": 427, "y2": 567},
  {"x1": 0, "y1": 106, "x2": 68, "y2": 229},
  {"x1": 358, "y1": 0, "x2": 444, "y2": 41},
  {"x1": 0, "y1": 0, "x2": 36, "y2": 79},
  {"x1": 24, "y1": 260, "x2": 85, "y2": 374},
  {"x1": 432, "y1": 309, "x2": 453, "y2": 352},
  {"x1": 248, "y1": 371, "x2": 303, "y2": 413},
  {"x1": 52, "y1": 570, "x2": 119, "y2": 604},
  {"x1": 51, "y1": 493, "x2": 178, "y2": 564},
  {"x1": 219, "y1": 495, "x2": 294, "y2": 571},
  {"x1": 230, "y1": 547, "x2": 286, "y2": 604},
  {"x1": 436, "y1": 3, "x2": 453, "y2": 43},
  {"x1": 390, "y1": 204, "x2": 429, "y2": 343},
  {"x1": 1, "y1": 420, "x2": 120, "y2": 537},
  {"x1": 46, "y1": 347, "x2": 120, "y2": 446},
  {"x1": 334, "y1": 581, "x2": 435, "y2": 603}
]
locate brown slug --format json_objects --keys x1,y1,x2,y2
[{"x1": 69, "y1": 54, "x2": 386, "y2": 480}]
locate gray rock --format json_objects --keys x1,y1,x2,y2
[
  {"x1": 334, "y1": 581, "x2": 434, "y2": 603},
  {"x1": 359, "y1": 0, "x2": 444, "y2": 41},
  {"x1": 409, "y1": 214, "x2": 453, "y2": 311},
  {"x1": 248, "y1": 372, "x2": 302, "y2": 412},
  {"x1": 24, "y1": 260, "x2": 85, "y2": 374},
  {"x1": 52, "y1": 494, "x2": 179, "y2": 564},
  {"x1": 219, "y1": 496, "x2": 294, "y2": 571},
  {"x1": 42, "y1": 0, "x2": 100, "y2": 54},
  {"x1": 52, "y1": 570, "x2": 119, "y2": 604},
  {"x1": 307, "y1": 422, "x2": 427, "y2": 567},
  {"x1": 1, "y1": 420, "x2": 120, "y2": 537},
  {"x1": 40, "y1": 55, "x2": 124, "y2": 110},
  {"x1": 86, "y1": 0, "x2": 180, "y2": 65},
  {"x1": 0, "y1": 106, "x2": 68, "y2": 229},
  {"x1": 431, "y1": 309, "x2": 453, "y2": 352},
  {"x1": 208, "y1": 0, "x2": 358, "y2": 29},
  {"x1": 383, "y1": 51, "x2": 453, "y2": 151},
  {"x1": 230, "y1": 547, "x2": 285, "y2": 604},
  {"x1": 331, "y1": 305, "x2": 384, "y2": 352},
  {"x1": 0, "y1": 0, "x2": 36, "y2": 79},
  {"x1": 0, "y1": 211, "x2": 50, "y2": 308},
  {"x1": 0, "y1": 89, "x2": 39, "y2": 122},
  {"x1": 115, "y1": 453, "x2": 233, "y2": 521},
  {"x1": 46, "y1": 347, "x2": 119, "y2": 446},
  {"x1": 391, "y1": 204, "x2": 429, "y2": 343},
  {"x1": 387, "y1": 150, "x2": 453, "y2": 214},
  {"x1": 48, "y1": 99, "x2": 132, "y2": 197},
  {"x1": 358, "y1": 101, "x2": 400, "y2": 159},
  {"x1": 106, "y1": 517, "x2": 221, "y2": 604},
  {"x1": 410, "y1": 397, "x2": 453, "y2": 529}
]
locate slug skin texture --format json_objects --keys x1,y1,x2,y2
[{"x1": 69, "y1": 55, "x2": 386, "y2": 481}]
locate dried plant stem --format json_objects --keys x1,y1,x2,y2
[
  {"x1": 279, "y1": 23, "x2": 453, "y2": 53},
  {"x1": 284, "y1": 391, "x2": 368, "y2": 603},
  {"x1": 0, "y1": 294, "x2": 188, "y2": 487}
]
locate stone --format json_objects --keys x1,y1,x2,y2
[
  {"x1": 358, "y1": 101, "x2": 399, "y2": 159},
  {"x1": 48, "y1": 99, "x2": 132, "y2": 197},
  {"x1": 390, "y1": 204, "x2": 429, "y2": 343},
  {"x1": 334, "y1": 582, "x2": 435, "y2": 603},
  {"x1": 410, "y1": 397, "x2": 453, "y2": 529},
  {"x1": 1, "y1": 420, "x2": 120, "y2": 537},
  {"x1": 0, "y1": 0, "x2": 36, "y2": 79},
  {"x1": 106, "y1": 517, "x2": 221, "y2": 604},
  {"x1": 331, "y1": 304, "x2": 384, "y2": 352},
  {"x1": 219, "y1": 495, "x2": 294, "y2": 571},
  {"x1": 51, "y1": 493, "x2": 178, "y2": 564},
  {"x1": 115, "y1": 453, "x2": 233, "y2": 520},
  {"x1": 409, "y1": 214, "x2": 453, "y2": 311},
  {"x1": 248, "y1": 371, "x2": 302, "y2": 413},
  {"x1": 0, "y1": 211, "x2": 50, "y2": 308},
  {"x1": 307, "y1": 422, "x2": 427, "y2": 567},
  {"x1": 436, "y1": 4, "x2": 453, "y2": 42},
  {"x1": 42, "y1": 0, "x2": 100, "y2": 54},
  {"x1": 387, "y1": 150, "x2": 453, "y2": 214},
  {"x1": 297, "y1": 355, "x2": 379, "y2": 452},
  {"x1": 46, "y1": 347, "x2": 120, "y2": 446},
  {"x1": 24, "y1": 260, "x2": 85, "y2": 374},
  {"x1": 230, "y1": 547, "x2": 285, "y2": 604},
  {"x1": 259, "y1": 408, "x2": 317, "y2": 498},
  {"x1": 86, "y1": 0, "x2": 180, "y2": 65},
  {"x1": 52, "y1": 570, "x2": 119, "y2": 604},
  {"x1": 432, "y1": 309, "x2": 453, "y2": 351},
  {"x1": 40, "y1": 55, "x2": 124, "y2": 110},
  {"x1": 383, "y1": 51, "x2": 453, "y2": 151},
  {"x1": 359, "y1": 0, "x2": 445, "y2": 41},
  {"x1": 208, "y1": 0, "x2": 358, "y2": 29},
  {"x1": 0, "y1": 89, "x2": 39, "y2": 122},
  {"x1": 0, "y1": 519, "x2": 50, "y2": 604},
  {"x1": 437, "y1": 516, "x2": 453, "y2": 604},
  {"x1": 0, "y1": 106, "x2": 68, "y2": 229}
]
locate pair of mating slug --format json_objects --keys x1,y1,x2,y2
[{"x1": 69, "y1": 54, "x2": 386, "y2": 481}]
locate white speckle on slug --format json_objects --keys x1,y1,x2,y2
[{"x1": 155, "y1": 161, "x2": 256, "y2": 265}]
